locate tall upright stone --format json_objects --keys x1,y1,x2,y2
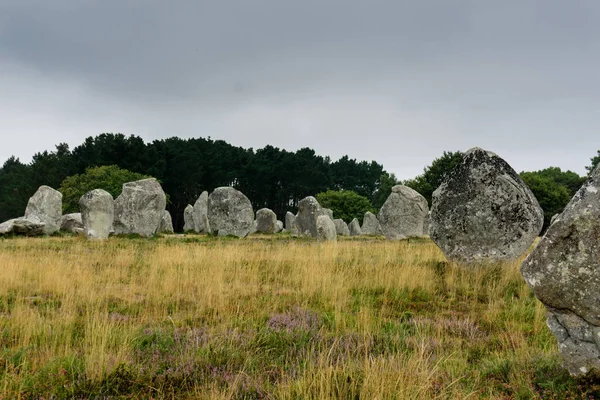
[
  {"x1": 348, "y1": 218, "x2": 362, "y2": 236},
  {"x1": 361, "y1": 211, "x2": 382, "y2": 235},
  {"x1": 285, "y1": 211, "x2": 295, "y2": 231},
  {"x1": 256, "y1": 208, "x2": 277, "y2": 234},
  {"x1": 334, "y1": 219, "x2": 350, "y2": 236},
  {"x1": 183, "y1": 205, "x2": 195, "y2": 232},
  {"x1": 79, "y1": 189, "x2": 114, "y2": 240},
  {"x1": 378, "y1": 185, "x2": 428, "y2": 240},
  {"x1": 192, "y1": 191, "x2": 209, "y2": 233},
  {"x1": 291, "y1": 196, "x2": 325, "y2": 237},
  {"x1": 430, "y1": 148, "x2": 543, "y2": 263},
  {"x1": 317, "y1": 215, "x2": 337, "y2": 242},
  {"x1": 521, "y1": 166, "x2": 600, "y2": 376},
  {"x1": 207, "y1": 187, "x2": 254, "y2": 237},
  {"x1": 113, "y1": 179, "x2": 167, "y2": 237},
  {"x1": 158, "y1": 210, "x2": 174, "y2": 234},
  {"x1": 24, "y1": 185, "x2": 63, "y2": 235}
]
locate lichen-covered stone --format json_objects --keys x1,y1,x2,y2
[
  {"x1": 334, "y1": 219, "x2": 350, "y2": 236},
  {"x1": 361, "y1": 211, "x2": 382, "y2": 235},
  {"x1": 24, "y1": 185, "x2": 62, "y2": 235},
  {"x1": 291, "y1": 196, "x2": 326, "y2": 238},
  {"x1": 79, "y1": 189, "x2": 114, "y2": 240},
  {"x1": 521, "y1": 165, "x2": 600, "y2": 375},
  {"x1": 285, "y1": 211, "x2": 295, "y2": 232},
  {"x1": 0, "y1": 218, "x2": 46, "y2": 236},
  {"x1": 348, "y1": 218, "x2": 362, "y2": 236},
  {"x1": 192, "y1": 191, "x2": 209, "y2": 233},
  {"x1": 158, "y1": 210, "x2": 174, "y2": 234},
  {"x1": 317, "y1": 215, "x2": 337, "y2": 242},
  {"x1": 183, "y1": 204, "x2": 195, "y2": 232},
  {"x1": 113, "y1": 179, "x2": 166, "y2": 237},
  {"x1": 378, "y1": 185, "x2": 428, "y2": 240},
  {"x1": 207, "y1": 187, "x2": 254, "y2": 238},
  {"x1": 430, "y1": 148, "x2": 543, "y2": 263},
  {"x1": 60, "y1": 213, "x2": 83, "y2": 233},
  {"x1": 256, "y1": 208, "x2": 277, "y2": 233},
  {"x1": 275, "y1": 220, "x2": 284, "y2": 233}
]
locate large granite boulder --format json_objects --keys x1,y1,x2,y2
[
  {"x1": 348, "y1": 218, "x2": 362, "y2": 236},
  {"x1": 24, "y1": 185, "x2": 62, "y2": 235},
  {"x1": 285, "y1": 211, "x2": 295, "y2": 231},
  {"x1": 60, "y1": 213, "x2": 83, "y2": 234},
  {"x1": 378, "y1": 185, "x2": 428, "y2": 240},
  {"x1": 113, "y1": 179, "x2": 167, "y2": 237},
  {"x1": 361, "y1": 211, "x2": 382, "y2": 235},
  {"x1": 158, "y1": 210, "x2": 174, "y2": 234},
  {"x1": 256, "y1": 208, "x2": 277, "y2": 234},
  {"x1": 275, "y1": 220, "x2": 284, "y2": 233},
  {"x1": 334, "y1": 219, "x2": 350, "y2": 236},
  {"x1": 192, "y1": 191, "x2": 209, "y2": 233},
  {"x1": 317, "y1": 215, "x2": 337, "y2": 242},
  {"x1": 430, "y1": 148, "x2": 543, "y2": 263},
  {"x1": 521, "y1": 166, "x2": 600, "y2": 376},
  {"x1": 207, "y1": 187, "x2": 254, "y2": 237},
  {"x1": 79, "y1": 189, "x2": 114, "y2": 240},
  {"x1": 183, "y1": 204, "x2": 195, "y2": 232},
  {"x1": 291, "y1": 196, "x2": 326, "y2": 237},
  {"x1": 0, "y1": 218, "x2": 46, "y2": 236}
]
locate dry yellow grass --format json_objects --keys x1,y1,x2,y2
[{"x1": 0, "y1": 235, "x2": 588, "y2": 399}]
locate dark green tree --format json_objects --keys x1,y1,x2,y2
[
  {"x1": 587, "y1": 150, "x2": 600, "y2": 175},
  {"x1": 403, "y1": 151, "x2": 463, "y2": 206},
  {"x1": 533, "y1": 167, "x2": 586, "y2": 196},
  {"x1": 315, "y1": 190, "x2": 375, "y2": 223},
  {"x1": 520, "y1": 172, "x2": 572, "y2": 232},
  {"x1": 371, "y1": 172, "x2": 398, "y2": 210},
  {"x1": 0, "y1": 157, "x2": 34, "y2": 222},
  {"x1": 59, "y1": 165, "x2": 151, "y2": 213}
]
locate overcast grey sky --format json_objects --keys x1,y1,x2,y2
[{"x1": 0, "y1": 1, "x2": 598, "y2": 180}]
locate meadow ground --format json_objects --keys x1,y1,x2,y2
[{"x1": 0, "y1": 234, "x2": 597, "y2": 399}]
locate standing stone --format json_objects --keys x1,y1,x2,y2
[
  {"x1": 207, "y1": 187, "x2": 254, "y2": 237},
  {"x1": 60, "y1": 213, "x2": 83, "y2": 233},
  {"x1": 0, "y1": 218, "x2": 46, "y2": 236},
  {"x1": 361, "y1": 212, "x2": 382, "y2": 235},
  {"x1": 348, "y1": 218, "x2": 362, "y2": 236},
  {"x1": 334, "y1": 219, "x2": 350, "y2": 236},
  {"x1": 158, "y1": 210, "x2": 174, "y2": 234},
  {"x1": 322, "y1": 208, "x2": 334, "y2": 221},
  {"x1": 113, "y1": 179, "x2": 167, "y2": 237},
  {"x1": 521, "y1": 166, "x2": 600, "y2": 376},
  {"x1": 430, "y1": 148, "x2": 543, "y2": 263},
  {"x1": 379, "y1": 185, "x2": 429, "y2": 240},
  {"x1": 285, "y1": 211, "x2": 295, "y2": 231},
  {"x1": 275, "y1": 220, "x2": 284, "y2": 233},
  {"x1": 24, "y1": 185, "x2": 62, "y2": 235},
  {"x1": 256, "y1": 208, "x2": 277, "y2": 234},
  {"x1": 79, "y1": 189, "x2": 114, "y2": 240},
  {"x1": 192, "y1": 191, "x2": 209, "y2": 233},
  {"x1": 291, "y1": 196, "x2": 325, "y2": 237},
  {"x1": 183, "y1": 205, "x2": 195, "y2": 232},
  {"x1": 317, "y1": 215, "x2": 337, "y2": 242},
  {"x1": 423, "y1": 211, "x2": 431, "y2": 236}
]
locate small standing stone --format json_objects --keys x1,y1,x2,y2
[
  {"x1": 317, "y1": 215, "x2": 337, "y2": 242},
  {"x1": 348, "y1": 218, "x2": 362, "y2": 236},
  {"x1": 79, "y1": 189, "x2": 114, "y2": 240},
  {"x1": 256, "y1": 208, "x2": 277, "y2": 234},
  {"x1": 183, "y1": 205, "x2": 195, "y2": 232},
  {"x1": 207, "y1": 187, "x2": 254, "y2": 237},
  {"x1": 334, "y1": 219, "x2": 350, "y2": 236},
  {"x1": 24, "y1": 185, "x2": 63, "y2": 235}
]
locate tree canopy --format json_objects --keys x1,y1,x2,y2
[
  {"x1": 587, "y1": 150, "x2": 600, "y2": 175},
  {"x1": 403, "y1": 151, "x2": 463, "y2": 206},
  {"x1": 315, "y1": 190, "x2": 375, "y2": 223}
]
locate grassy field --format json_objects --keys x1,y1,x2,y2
[{"x1": 0, "y1": 234, "x2": 596, "y2": 399}]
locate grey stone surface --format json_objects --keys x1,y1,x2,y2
[
  {"x1": 207, "y1": 187, "x2": 254, "y2": 237},
  {"x1": 334, "y1": 219, "x2": 350, "y2": 236},
  {"x1": 60, "y1": 213, "x2": 83, "y2": 233},
  {"x1": 423, "y1": 211, "x2": 431, "y2": 236},
  {"x1": 431, "y1": 148, "x2": 544, "y2": 263},
  {"x1": 24, "y1": 185, "x2": 62, "y2": 235},
  {"x1": 275, "y1": 220, "x2": 284, "y2": 233},
  {"x1": 378, "y1": 185, "x2": 429, "y2": 240},
  {"x1": 256, "y1": 208, "x2": 277, "y2": 233},
  {"x1": 317, "y1": 215, "x2": 337, "y2": 242},
  {"x1": 183, "y1": 204, "x2": 195, "y2": 232},
  {"x1": 79, "y1": 189, "x2": 114, "y2": 240},
  {"x1": 158, "y1": 210, "x2": 174, "y2": 234},
  {"x1": 291, "y1": 196, "x2": 324, "y2": 237},
  {"x1": 348, "y1": 218, "x2": 362, "y2": 236},
  {"x1": 192, "y1": 191, "x2": 209, "y2": 233},
  {"x1": 0, "y1": 218, "x2": 46, "y2": 236},
  {"x1": 521, "y1": 165, "x2": 600, "y2": 376},
  {"x1": 361, "y1": 211, "x2": 381, "y2": 235},
  {"x1": 285, "y1": 211, "x2": 295, "y2": 231},
  {"x1": 550, "y1": 213, "x2": 559, "y2": 226},
  {"x1": 322, "y1": 208, "x2": 334, "y2": 220},
  {"x1": 113, "y1": 178, "x2": 167, "y2": 237}
]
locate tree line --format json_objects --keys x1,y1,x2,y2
[
  {"x1": 0, "y1": 133, "x2": 597, "y2": 233},
  {"x1": 0, "y1": 134, "x2": 392, "y2": 231}
]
